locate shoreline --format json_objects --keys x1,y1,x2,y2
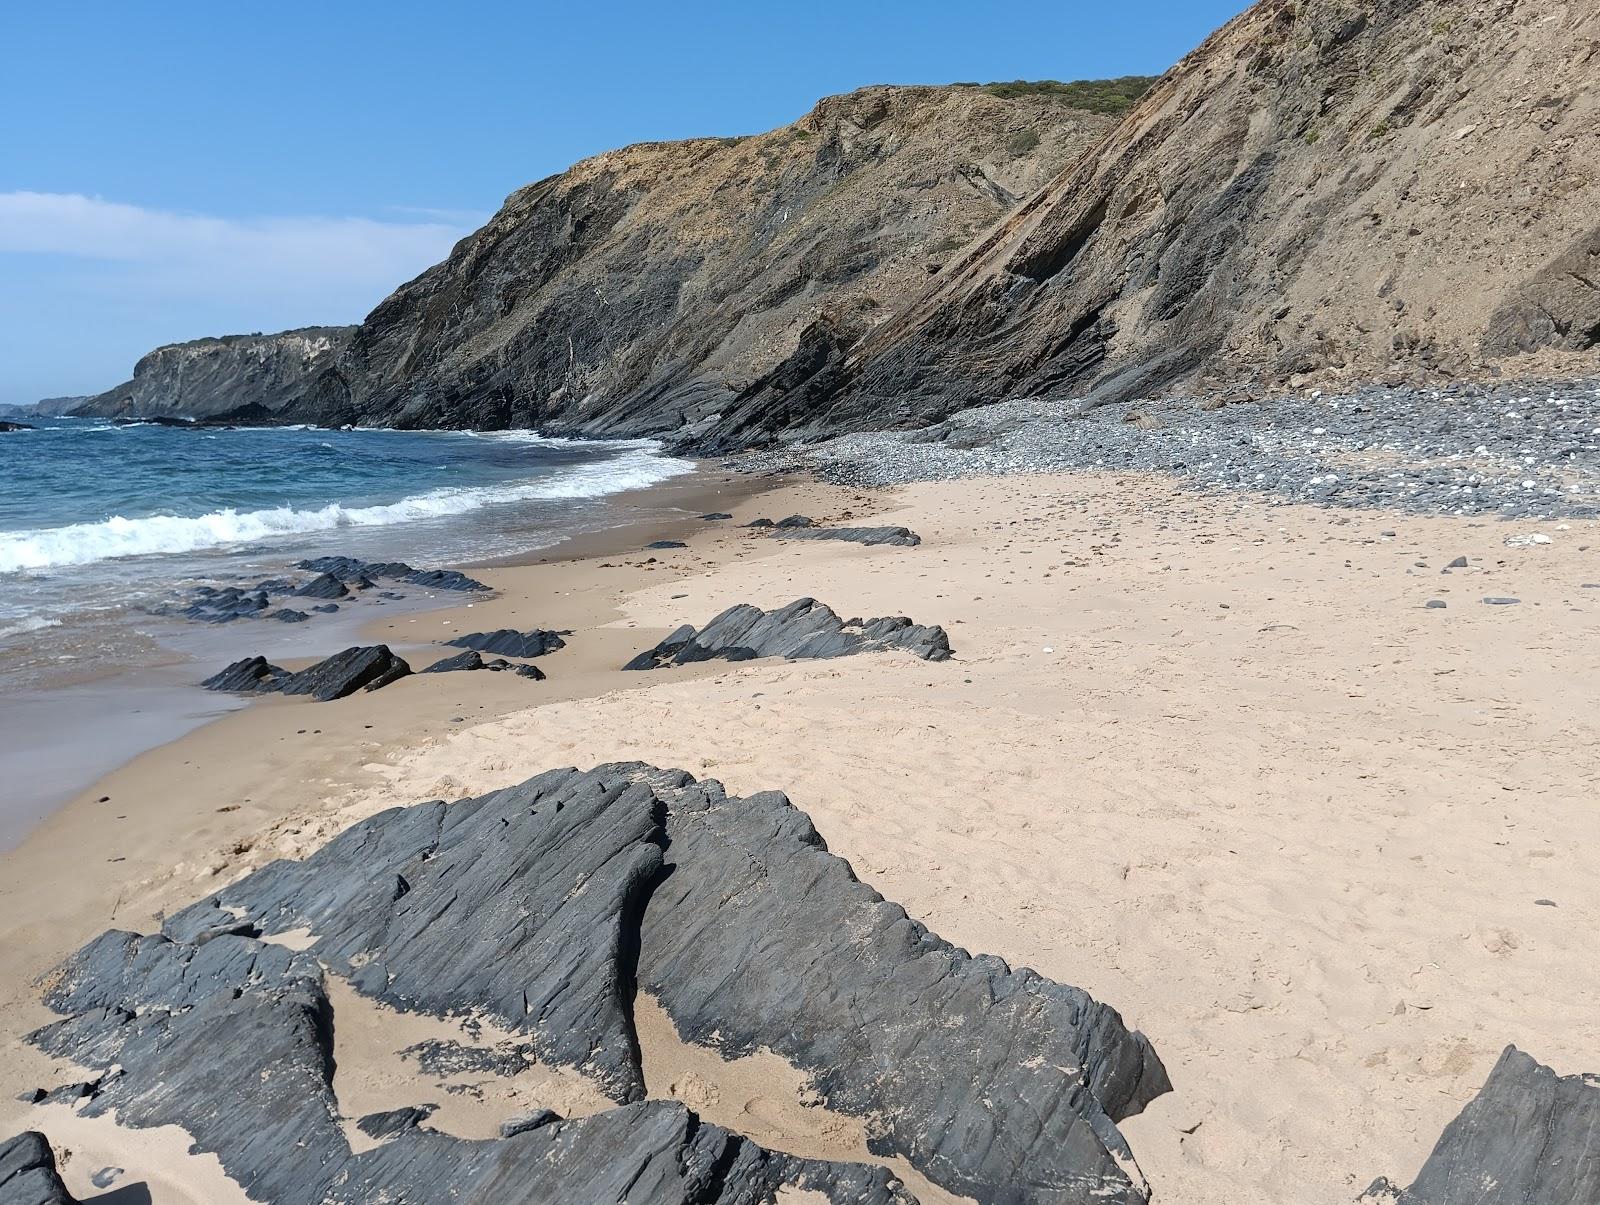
[
  {"x1": 2, "y1": 464, "x2": 1597, "y2": 1203},
  {"x1": 0, "y1": 460, "x2": 784, "y2": 852}
]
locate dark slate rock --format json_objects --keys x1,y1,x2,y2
[
  {"x1": 88, "y1": 1167, "x2": 122, "y2": 1190},
  {"x1": 421, "y1": 650, "x2": 487, "y2": 674},
  {"x1": 499, "y1": 1109, "x2": 561, "y2": 1138},
  {"x1": 179, "y1": 586, "x2": 272, "y2": 624},
  {"x1": 0, "y1": 1131, "x2": 77, "y2": 1204},
  {"x1": 645, "y1": 540, "x2": 688, "y2": 550},
  {"x1": 1446, "y1": 556, "x2": 1470, "y2": 569},
  {"x1": 489, "y1": 659, "x2": 546, "y2": 680},
  {"x1": 31, "y1": 852, "x2": 912, "y2": 1203},
  {"x1": 124, "y1": 763, "x2": 1164, "y2": 1203},
  {"x1": 0, "y1": 421, "x2": 34, "y2": 433},
  {"x1": 1360, "y1": 1045, "x2": 1600, "y2": 1204},
  {"x1": 201, "y1": 656, "x2": 288, "y2": 694},
  {"x1": 294, "y1": 572, "x2": 350, "y2": 600},
  {"x1": 623, "y1": 598, "x2": 952, "y2": 670},
  {"x1": 269, "y1": 608, "x2": 310, "y2": 624},
  {"x1": 1424, "y1": 600, "x2": 1447, "y2": 610},
  {"x1": 642, "y1": 771, "x2": 1168, "y2": 1203},
  {"x1": 772, "y1": 525, "x2": 921, "y2": 547},
  {"x1": 312, "y1": 603, "x2": 340, "y2": 614},
  {"x1": 278, "y1": 646, "x2": 411, "y2": 700},
  {"x1": 743, "y1": 518, "x2": 775, "y2": 528},
  {"x1": 444, "y1": 629, "x2": 566, "y2": 658},
  {"x1": 356, "y1": 1105, "x2": 436, "y2": 1141},
  {"x1": 699, "y1": 512, "x2": 733, "y2": 521},
  {"x1": 296, "y1": 556, "x2": 489, "y2": 593},
  {"x1": 775, "y1": 514, "x2": 814, "y2": 528}
]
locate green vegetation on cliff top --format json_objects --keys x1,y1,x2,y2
[{"x1": 973, "y1": 76, "x2": 1158, "y2": 114}]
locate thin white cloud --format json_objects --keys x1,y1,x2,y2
[{"x1": 0, "y1": 191, "x2": 480, "y2": 305}]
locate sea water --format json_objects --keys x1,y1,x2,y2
[{"x1": 0, "y1": 416, "x2": 694, "y2": 844}]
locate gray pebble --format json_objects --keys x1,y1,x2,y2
[
  {"x1": 1482, "y1": 597, "x2": 1522, "y2": 606},
  {"x1": 1425, "y1": 600, "x2": 1447, "y2": 609}
]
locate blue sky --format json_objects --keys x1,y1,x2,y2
[{"x1": 0, "y1": 0, "x2": 1250, "y2": 405}]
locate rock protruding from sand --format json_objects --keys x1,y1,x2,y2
[
  {"x1": 771, "y1": 524, "x2": 921, "y2": 547},
  {"x1": 442, "y1": 629, "x2": 566, "y2": 658},
  {"x1": 623, "y1": 598, "x2": 951, "y2": 669},
  {"x1": 202, "y1": 645, "x2": 411, "y2": 701},
  {"x1": 33, "y1": 763, "x2": 1166, "y2": 1204},
  {"x1": 0, "y1": 1131, "x2": 77, "y2": 1203},
  {"x1": 420, "y1": 650, "x2": 545, "y2": 679},
  {"x1": 1359, "y1": 1045, "x2": 1600, "y2": 1205}
]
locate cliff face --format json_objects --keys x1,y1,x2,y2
[
  {"x1": 300, "y1": 84, "x2": 1131, "y2": 437},
  {"x1": 72, "y1": 327, "x2": 353, "y2": 420},
  {"x1": 765, "y1": 0, "x2": 1600, "y2": 443}
]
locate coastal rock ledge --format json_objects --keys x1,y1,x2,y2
[
  {"x1": 624, "y1": 598, "x2": 951, "y2": 669},
  {"x1": 25, "y1": 763, "x2": 1168, "y2": 1204}
]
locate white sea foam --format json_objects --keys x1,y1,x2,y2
[
  {"x1": 0, "y1": 445, "x2": 693, "y2": 573},
  {"x1": 0, "y1": 616, "x2": 62, "y2": 640}
]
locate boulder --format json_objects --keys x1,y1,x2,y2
[
  {"x1": 278, "y1": 646, "x2": 411, "y2": 700},
  {"x1": 775, "y1": 514, "x2": 814, "y2": 528},
  {"x1": 699, "y1": 512, "x2": 733, "y2": 521},
  {"x1": 0, "y1": 1132, "x2": 77, "y2": 1204},
  {"x1": 623, "y1": 598, "x2": 951, "y2": 669},
  {"x1": 356, "y1": 1105, "x2": 436, "y2": 1141},
  {"x1": 202, "y1": 646, "x2": 410, "y2": 701},
  {"x1": 1360, "y1": 1045, "x2": 1600, "y2": 1204},
  {"x1": 200, "y1": 655, "x2": 288, "y2": 694},
  {"x1": 444, "y1": 629, "x2": 565, "y2": 658},
  {"x1": 0, "y1": 421, "x2": 34, "y2": 433},
  {"x1": 772, "y1": 525, "x2": 921, "y2": 547},
  {"x1": 294, "y1": 572, "x2": 350, "y2": 600}
]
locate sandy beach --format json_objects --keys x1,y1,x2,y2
[{"x1": 3, "y1": 466, "x2": 1597, "y2": 1203}]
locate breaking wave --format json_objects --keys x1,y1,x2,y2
[{"x1": 0, "y1": 445, "x2": 693, "y2": 573}]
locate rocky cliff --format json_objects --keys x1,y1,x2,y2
[
  {"x1": 72, "y1": 327, "x2": 353, "y2": 420},
  {"x1": 759, "y1": 0, "x2": 1600, "y2": 444},
  {"x1": 292, "y1": 84, "x2": 1135, "y2": 437}
]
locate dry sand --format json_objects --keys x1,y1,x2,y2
[{"x1": 2, "y1": 469, "x2": 1597, "y2": 1203}]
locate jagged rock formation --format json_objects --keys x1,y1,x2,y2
[
  {"x1": 296, "y1": 556, "x2": 489, "y2": 593},
  {"x1": 765, "y1": 0, "x2": 1600, "y2": 443},
  {"x1": 70, "y1": 327, "x2": 352, "y2": 421},
  {"x1": 0, "y1": 1133, "x2": 76, "y2": 1205},
  {"x1": 443, "y1": 628, "x2": 565, "y2": 657},
  {"x1": 29, "y1": 763, "x2": 1166, "y2": 1203},
  {"x1": 622, "y1": 598, "x2": 951, "y2": 669},
  {"x1": 421, "y1": 649, "x2": 546, "y2": 679},
  {"x1": 0, "y1": 421, "x2": 32, "y2": 433},
  {"x1": 1360, "y1": 1045, "x2": 1600, "y2": 1204},
  {"x1": 772, "y1": 525, "x2": 921, "y2": 547},
  {"x1": 229, "y1": 85, "x2": 1124, "y2": 434},
  {"x1": 202, "y1": 645, "x2": 411, "y2": 700}
]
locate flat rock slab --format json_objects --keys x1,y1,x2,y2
[
  {"x1": 645, "y1": 540, "x2": 688, "y2": 550},
  {"x1": 623, "y1": 598, "x2": 951, "y2": 669},
  {"x1": 202, "y1": 645, "x2": 411, "y2": 701},
  {"x1": 296, "y1": 555, "x2": 489, "y2": 593},
  {"x1": 0, "y1": 1132, "x2": 77, "y2": 1204},
  {"x1": 444, "y1": 629, "x2": 566, "y2": 658},
  {"x1": 1360, "y1": 1045, "x2": 1600, "y2": 1204},
  {"x1": 771, "y1": 525, "x2": 921, "y2": 547},
  {"x1": 37, "y1": 763, "x2": 1168, "y2": 1204}
]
